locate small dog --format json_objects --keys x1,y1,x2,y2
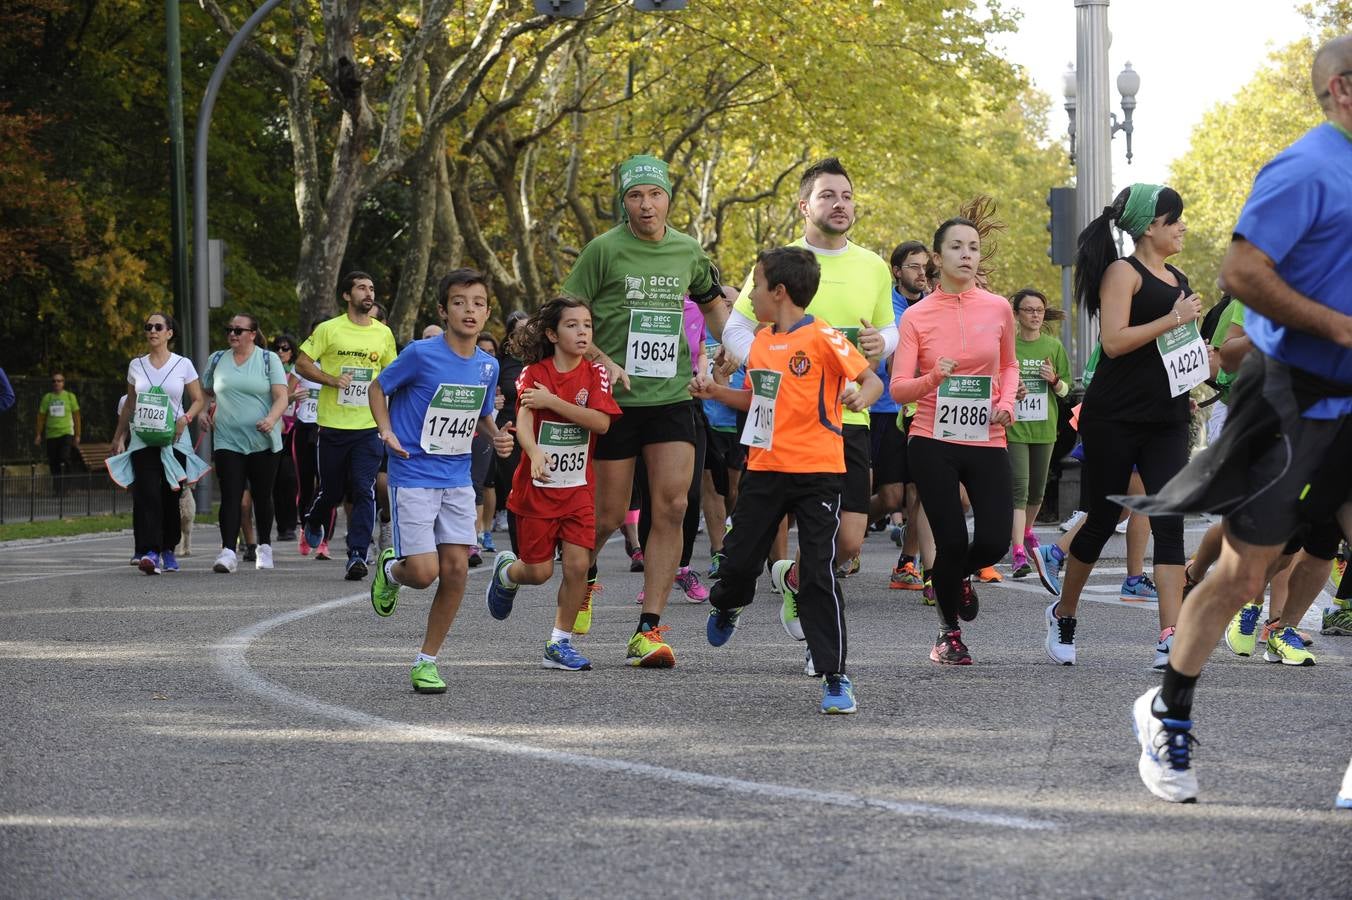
[{"x1": 177, "y1": 488, "x2": 197, "y2": 557}]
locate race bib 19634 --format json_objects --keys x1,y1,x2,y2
[{"x1": 626, "y1": 309, "x2": 681, "y2": 379}]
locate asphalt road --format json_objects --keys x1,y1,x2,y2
[{"x1": 1, "y1": 520, "x2": 1348, "y2": 899}]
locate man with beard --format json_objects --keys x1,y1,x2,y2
[
  {"x1": 721, "y1": 158, "x2": 896, "y2": 655},
  {"x1": 296, "y1": 271, "x2": 399, "y2": 580}
]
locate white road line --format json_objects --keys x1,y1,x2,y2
[
  {"x1": 0, "y1": 565, "x2": 134, "y2": 586},
  {"x1": 215, "y1": 594, "x2": 1056, "y2": 832}
]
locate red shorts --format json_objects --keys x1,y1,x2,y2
[{"x1": 515, "y1": 508, "x2": 595, "y2": 564}]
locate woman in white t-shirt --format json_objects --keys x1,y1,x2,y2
[{"x1": 110, "y1": 312, "x2": 208, "y2": 575}]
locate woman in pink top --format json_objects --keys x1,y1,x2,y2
[{"x1": 890, "y1": 217, "x2": 1018, "y2": 665}]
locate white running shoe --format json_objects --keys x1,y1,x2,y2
[
  {"x1": 1059, "y1": 509, "x2": 1086, "y2": 533},
  {"x1": 1045, "y1": 600, "x2": 1077, "y2": 665},
  {"x1": 804, "y1": 646, "x2": 819, "y2": 677},
  {"x1": 213, "y1": 547, "x2": 238, "y2": 574},
  {"x1": 1152, "y1": 628, "x2": 1175, "y2": 672},
  {"x1": 1337, "y1": 757, "x2": 1352, "y2": 810},
  {"x1": 1115, "y1": 517, "x2": 1129, "y2": 534},
  {"x1": 255, "y1": 544, "x2": 274, "y2": 570},
  {"x1": 1131, "y1": 687, "x2": 1199, "y2": 803}
]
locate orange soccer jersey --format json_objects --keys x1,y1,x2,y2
[{"x1": 741, "y1": 316, "x2": 870, "y2": 474}]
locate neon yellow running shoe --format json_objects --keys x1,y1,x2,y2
[
  {"x1": 1263, "y1": 626, "x2": 1316, "y2": 666},
  {"x1": 370, "y1": 547, "x2": 399, "y2": 618},
  {"x1": 574, "y1": 579, "x2": 600, "y2": 636},
  {"x1": 410, "y1": 660, "x2": 446, "y2": 693},
  {"x1": 1224, "y1": 602, "x2": 1262, "y2": 657},
  {"x1": 626, "y1": 625, "x2": 675, "y2": 668},
  {"x1": 771, "y1": 559, "x2": 803, "y2": 640}
]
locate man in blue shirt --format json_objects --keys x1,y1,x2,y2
[
  {"x1": 1123, "y1": 34, "x2": 1352, "y2": 806},
  {"x1": 367, "y1": 268, "x2": 508, "y2": 694},
  {"x1": 873, "y1": 241, "x2": 929, "y2": 591}
]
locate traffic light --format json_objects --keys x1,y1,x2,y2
[{"x1": 1046, "y1": 187, "x2": 1075, "y2": 267}]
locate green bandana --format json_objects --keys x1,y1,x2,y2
[
  {"x1": 616, "y1": 155, "x2": 671, "y2": 221},
  {"x1": 1118, "y1": 183, "x2": 1165, "y2": 237}
]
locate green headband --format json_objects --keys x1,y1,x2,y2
[{"x1": 1118, "y1": 183, "x2": 1165, "y2": 237}]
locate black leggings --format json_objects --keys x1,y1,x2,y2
[
  {"x1": 1069, "y1": 417, "x2": 1188, "y2": 566},
  {"x1": 131, "y1": 445, "x2": 187, "y2": 555},
  {"x1": 907, "y1": 437, "x2": 1013, "y2": 630},
  {"x1": 216, "y1": 449, "x2": 280, "y2": 548},
  {"x1": 291, "y1": 423, "x2": 320, "y2": 533},
  {"x1": 273, "y1": 427, "x2": 299, "y2": 534}
]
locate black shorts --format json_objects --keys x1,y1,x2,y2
[
  {"x1": 705, "y1": 427, "x2": 745, "y2": 497},
  {"x1": 1282, "y1": 517, "x2": 1345, "y2": 560},
  {"x1": 595, "y1": 400, "x2": 697, "y2": 460},
  {"x1": 870, "y1": 411, "x2": 908, "y2": 486},
  {"x1": 1122, "y1": 352, "x2": 1352, "y2": 547},
  {"x1": 841, "y1": 424, "x2": 872, "y2": 514}
]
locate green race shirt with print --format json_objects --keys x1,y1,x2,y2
[
  {"x1": 298, "y1": 315, "x2": 399, "y2": 429},
  {"x1": 1005, "y1": 333, "x2": 1070, "y2": 445},
  {"x1": 561, "y1": 224, "x2": 714, "y2": 408},
  {"x1": 40, "y1": 391, "x2": 79, "y2": 438},
  {"x1": 734, "y1": 238, "x2": 893, "y2": 427}
]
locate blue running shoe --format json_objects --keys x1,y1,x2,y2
[
  {"x1": 820, "y1": 673, "x2": 857, "y2": 714},
  {"x1": 1032, "y1": 544, "x2": 1063, "y2": 597},
  {"x1": 542, "y1": 638, "x2": 591, "y2": 671},
  {"x1": 302, "y1": 520, "x2": 325, "y2": 552},
  {"x1": 480, "y1": 531, "x2": 496, "y2": 553},
  {"x1": 160, "y1": 550, "x2": 179, "y2": 572},
  {"x1": 1121, "y1": 574, "x2": 1159, "y2": 602},
  {"x1": 486, "y1": 551, "x2": 519, "y2": 620},
  {"x1": 138, "y1": 552, "x2": 161, "y2": 575},
  {"x1": 708, "y1": 551, "x2": 724, "y2": 580},
  {"x1": 706, "y1": 605, "x2": 743, "y2": 647}
]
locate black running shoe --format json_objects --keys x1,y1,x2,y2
[
  {"x1": 958, "y1": 577, "x2": 979, "y2": 622},
  {"x1": 930, "y1": 629, "x2": 972, "y2": 665}
]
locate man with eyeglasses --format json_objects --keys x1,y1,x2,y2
[
  {"x1": 34, "y1": 372, "x2": 81, "y2": 496},
  {"x1": 296, "y1": 271, "x2": 399, "y2": 580},
  {"x1": 1118, "y1": 33, "x2": 1352, "y2": 806}
]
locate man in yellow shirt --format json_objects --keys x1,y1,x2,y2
[
  {"x1": 296, "y1": 271, "x2": 399, "y2": 580},
  {"x1": 721, "y1": 158, "x2": 895, "y2": 618}
]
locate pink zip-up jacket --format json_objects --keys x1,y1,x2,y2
[{"x1": 889, "y1": 286, "x2": 1019, "y2": 448}]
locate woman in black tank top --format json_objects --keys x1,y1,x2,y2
[{"x1": 1039, "y1": 184, "x2": 1205, "y2": 670}]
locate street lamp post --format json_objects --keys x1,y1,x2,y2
[{"x1": 1066, "y1": 0, "x2": 1142, "y2": 380}]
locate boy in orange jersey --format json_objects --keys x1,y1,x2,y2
[{"x1": 689, "y1": 246, "x2": 882, "y2": 714}]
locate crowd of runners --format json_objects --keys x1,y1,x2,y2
[{"x1": 89, "y1": 35, "x2": 1352, "y2": 807}]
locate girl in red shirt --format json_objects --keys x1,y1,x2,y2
[{"x1": 484, "y1": 298, "x2": 621, "y2": 672}]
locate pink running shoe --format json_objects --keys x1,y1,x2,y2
[
  {"x1": 315, "y1": 540, "x2": 331, "y2": 560},
  {"x1": 675, "y1": 566, "x2": 709, "y2": 603},
  {"x1": 1023, "y1": 529, "x2": 1041, "y2": 552},
  {"x1": 299, "y1": 534, "x2": 312, "y2": 557}
]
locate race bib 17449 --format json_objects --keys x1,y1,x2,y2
[
  {"x1": 935, "y1": 375, "x2": 991, "y2": 442},
  {"x1": 420, "y1": 384, "x2": 485, "y2": 456}
]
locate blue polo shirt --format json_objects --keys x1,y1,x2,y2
[
  {"x1": 870, "y1": 287, "x2": 922, "y2": 415},
  {"x1": 1234, "y1": 122, "x2": 1352, "y2": 418}
]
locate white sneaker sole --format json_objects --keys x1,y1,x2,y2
[{"x1": 1130, "y1": 689, "x2": 1198, "y2": 803}]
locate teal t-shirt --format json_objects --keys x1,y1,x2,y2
[
  {"x1": 205, "y1": 348, "x2": 287, "y2": 454},
  {"x1": 39, "y1": 391, "x2": 79, "y2": 438},
  {"x1": 561, "y1": 224, "x2": 714, "y2": 408},
  {"x1": 1005, "y1": 333, "x2": 1070, "y2": 445}
]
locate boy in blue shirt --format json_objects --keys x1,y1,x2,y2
[{"x1": 368, "y1": 269, "x2": 509, "y2": 694}]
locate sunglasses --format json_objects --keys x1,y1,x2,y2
[
  {"x1": 225, "y1": 326, "x2": 255, "y2": 336},
  {"x1": 144, "y1": 322, "x2": 167, "y2": 332}
]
